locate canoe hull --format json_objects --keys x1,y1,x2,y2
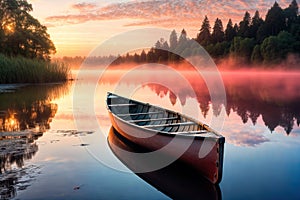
[
  {"x1": 108, "y1": 111, "x2": 224, "y2": 184},
  {"x1": 108, "y1": 127, "x2": 222, "y2": 200}
]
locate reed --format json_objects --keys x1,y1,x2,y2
[{"x1": 0, "y1": 54, "x2": 70, "y2": 84}]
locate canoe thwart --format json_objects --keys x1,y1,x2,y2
[
  {"x1": 127, "y1": 117, "x2": 178, "y2": 123},
  {"x1": 143, "y1": 122, "x2": 196, "y2": 128},
  {"x1": 117, "y1": 111, "x2": 165, "y2": 117}
]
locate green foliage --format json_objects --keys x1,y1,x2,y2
[
  {"x1": 251, "y1": 45, "x2": 263, "y2": 63},
  {"x1": 0, "y1": 54, "x2": 69, "y2": 83},
  {"x1": 230, "y1": 37, "x2": 255, "y2": 61},
  {"x1": 260, "y1": 36, "x2": 281, "y2": 63},
  {"x1": 0, "y1": 0, "x2": 55, "y2": 60},
  {"x1": 206, "y1": 41, "x2": 230, "y2": 58},
  {"x1": 260, "y1": 31, "x2": 297, "y2": 64}
]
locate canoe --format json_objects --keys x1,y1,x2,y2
[
  {"x1": 108, "y1": 127, "x2": 222, "y2": 200},
  {"x1": 106, "y1": 92, "x2": 225, "y2": 184}
]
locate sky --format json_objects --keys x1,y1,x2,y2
[{"x1": 28, "y1": 0, "x2": 293, "y2": 57}]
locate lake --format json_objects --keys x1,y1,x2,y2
[{"x1": 1, "y1": 68, "x2": 300, "y2": 200}]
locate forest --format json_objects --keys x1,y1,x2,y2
[{"x1": 114, "y1": 0, "x2": 300, "y2": 67}]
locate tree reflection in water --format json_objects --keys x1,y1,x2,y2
[
  {"x1": 146, "y1": 72, "x2": 300, "y2": 135},
  {"x1": 100, "y1": 69, "x2": 300, "y2": 135},
  {"x1": 0, "y1": 83, "x2": 70, "y2": 199}
]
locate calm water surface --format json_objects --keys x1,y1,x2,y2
[{"x1": 1, "y1": 69, "x2": 300, "y2": 199}]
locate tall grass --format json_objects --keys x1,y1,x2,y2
[{"x1": 0, "y1": 54, "x2": 70, "y2": 84}]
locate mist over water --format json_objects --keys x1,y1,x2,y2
[
  {"x1": 1, "y1": 64, "x2": 299, "y2": 199},
  {"x1": 95, "y1": 63, "x2": 300, "y2": 132}
]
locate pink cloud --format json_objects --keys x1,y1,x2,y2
[
  {"x1": 72, "y1": 2, "x2": 97, "y2": 12},
  {"x1": 224, "y1": 130, "x2": 270, "y2": 147},
  {"x1": 46, "y1": 14, "x2": 96, "y2": 25},
  {"x1": 45, "y1": 0, "x2": 292, "y2": 28}
]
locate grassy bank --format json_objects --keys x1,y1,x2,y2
[{"x1": 0, "y1": 54, "x2": 69, "y2": 84}]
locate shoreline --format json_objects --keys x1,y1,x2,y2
[
  {"x1": 0, "y1": 81, "x2": 72, "y2": 94},
  {"x1": 0, "y1": 84, "x2": 26, "y2": 93},
  {"x1": 70, "y1": 66, "x2": 300, "y2": 73}
]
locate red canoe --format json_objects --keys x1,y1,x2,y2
[{"x1": 106, "y1": 92, "x2": 225, "y2": 184}]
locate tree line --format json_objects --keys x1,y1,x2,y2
[{"x1": 115, "y1": 0, "x2": 299, "y2": 66}]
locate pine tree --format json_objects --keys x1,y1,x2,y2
[
  {"x1": 257, "y1": 2, "x2": 286, "y2": 42},
  {"x1": 238, "y1": 11, "x2": 251, "y2": 37},
  {"x1": 284, "y1": 0, "x2": 299, "y2": 30},
  {"x1": 169, "y1": 30, "x2": 178, "y2": 50},
  {"x1": 162, "y1": 41, "x2": 169, "y2": 50},
  {"x1": 249, "y1": 11, "x2": 264, "y2": 39},
  {"x1": 161, "y1": 41, "x2": 169, "y2": 61},
  {"x1": 196, "y1": 16, "x2": 211, "y2": 46},
  {"x1": 172, "y1": 29, "x2": 189, "y2": 59},
  {"x1": 153, "y1": 38, "x2": 170, "y2": 62},
  {"x1": 265, "y1": 2, "x2": 286, "y2": 35},
  {"x1": 154, "y1": 39, "x2": 162, "y2": 61},
  {"x1": 146, "y1": 48, "x2": 155, "y2": 62},
  {"x1": 225, "y1": 19, "x2": 236, "y2": 41},
  {"x1": 233, "y1": 23, "x2": 239, "y2": 34},
  {"x1": 290, "y1": 14, "x2": 300, "y2": 41},
  {"x1": 133, "y1": 53, "x2": 140, "y2": 63},
  {"x1": 178, "y1": 29, "x2": 188, "y2": 45},
  {"x1": 212, "y1": 18, "x2": 225, "y2": 43},
  {"x1": 155, "y1": 40, "x2": 162, "y2": 49},
  {"x1": 140, "y1": 50, "x2": 147, "y2": 62}
]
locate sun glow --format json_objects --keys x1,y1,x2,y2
[{"x1": 4, "y1": 23, "x2": 15, "y2": 34}]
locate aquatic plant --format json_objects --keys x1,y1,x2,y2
[{"x1": 0, "y1": 54, "x2": 69, "y2": 83}]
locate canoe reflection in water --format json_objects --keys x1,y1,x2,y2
[{"x1": 108, "y1": 127, "x2": 222, "y2": 200}]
